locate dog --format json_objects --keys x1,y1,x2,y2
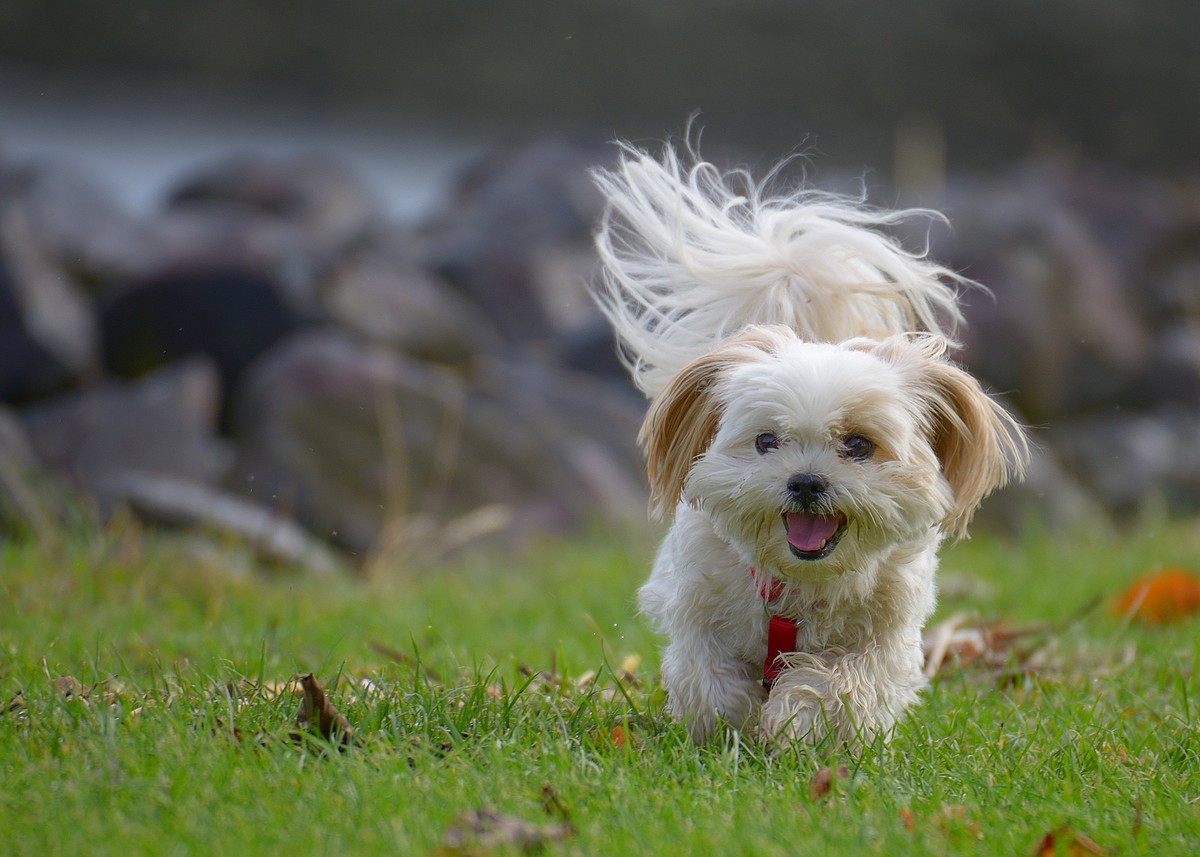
[{"x1": 591, "y1": 141, "x2": 1028, "y2": 748}]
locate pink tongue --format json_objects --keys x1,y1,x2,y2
[{"x1": 784, "y1": 512, "x2": 842, "y2": 552}]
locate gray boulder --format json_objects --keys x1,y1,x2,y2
[
  {"x1": 109, "y1": 471, "x2": 342, "y2": 575},
  {"x1": 422, "y1": 138, "x2": 615, "y2": 348},
  {"x1": 160, "y1": 152, "x2": 379, "y2": 311},
  {"x1": 20, "y1": 357, "x2": 229, "y2": 513},
  {"x1": 0, "y1": 404, "x2": 60, "y2": 539},
  {"x1": 228, "y1": 331, "x2": 645, "y2": 556},
  {"x1": 98, "y1": 264, "x2": 302, "y2": 411},
  {"x1": 3, "y1": 158, "x2": 152, "y2": 289},
  {"x1": 1050, "y1": 407, "x2": 1200, "y2": 515},
  {"x1": 318, "y1": 226, "x2": 499, "y2": 365},
  {"x1": 0, "y1": 172, "x2": 100, "y2": 402}
]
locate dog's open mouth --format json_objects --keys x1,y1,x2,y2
[{"x1": 782, "y1": 511, "x2": 847, "y2": 560}]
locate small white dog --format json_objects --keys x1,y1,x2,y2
[{"x1": 592, "y1": 141, "x2": 1028, "y2": 748}]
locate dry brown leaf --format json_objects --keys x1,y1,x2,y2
[
  {"x1": 5, "y1": 690, "x2": 26, "y2": 717},
  {"x1": 538, "y1": 783, "x2": 572, "y2": 823},
  {"x1": 935, "y1": 803, "x2": 983, "y2": 842},
  {"x1": 922, "y1": 613, "x2": 1056, "y2": 680},
  {"x1": 212, "y1": 716, "x2": 244, "y2": 742},
  {"x1": 1111, "y1": 566, "x2": 1200, "y2": 624},
  {"x1": 608, "y1": 723, "x2": 644, "y2": 750},
  {"x1": 1035, "y1": 826, "x2": 1110, "y2": 856},
  {"x1": 807, "y1": 765, "x2": 850, "y2": 800},
  {"x1": 441, "y1": 808, "x2": 574, "y2": 854},
  {"x1": 897, "y1": 804, "x2": 982, "y2": 842},
  {"x1": 293, "y1": 673, "x2": 356, "y2": 747},
  {"x1": 54, "y1": 675, "x2": 88, "y2": 700}
]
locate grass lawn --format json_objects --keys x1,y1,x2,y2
[{"x1": 1, "y1": 514, "x2": 1198, "y2": 855}]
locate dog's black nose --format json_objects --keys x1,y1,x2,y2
[{"x1": 787, "y1": 474, "x2": 828, "y2": 505}]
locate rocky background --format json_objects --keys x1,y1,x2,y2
[{"x1": 1, "y1": 2, "x2": 1198, "y2": 571}]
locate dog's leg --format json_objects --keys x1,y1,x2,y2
[
  {"x1": 759, "y1": 640, "x2": 925, "y2": 748},
  {"x1": 659, "y1": 629, "x2": 765, "y2": 743}
]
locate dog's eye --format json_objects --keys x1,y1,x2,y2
[
  {"x1": 840, "y1": 435, "x2": 875, "y2": 460},
  {"x1": 754, "y1": 432, "x2": 780, "y2": 455}
]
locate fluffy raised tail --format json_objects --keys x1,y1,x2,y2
[{"x1": 592, "y1": 140, "x2": 968, "y2": 399}]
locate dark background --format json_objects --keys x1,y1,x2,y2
[{"x1": 3, "y1": 0, "x2": 1197, "y2": 178}]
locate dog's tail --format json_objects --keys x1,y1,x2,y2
[{"x1": 592, "y1": 140, "x2": 967, "y2": 399}]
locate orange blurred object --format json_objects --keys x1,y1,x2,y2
[{"x1": 1111, "y1": 566, "x2": 1200, "y2": 623}]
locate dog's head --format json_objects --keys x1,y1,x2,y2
[{"x1": 640, "y1": 325, "x2": 1027, "y2": 577}]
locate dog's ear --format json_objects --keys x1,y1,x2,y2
[
  {"x1": 875, "y1": 335, "x2": 1029, "y2": 538},
  {"x1": 640, "y1": 326, "x2": 790, "y2": 520}
]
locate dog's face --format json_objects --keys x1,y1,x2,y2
[{"x1": 640, "y1": 325, "x2": 1024, "y2": 579}]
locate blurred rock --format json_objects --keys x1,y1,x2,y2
[
  {"x1": 0, "y1": 171, "x2": 100, "y2": 403},
  {"x1": 109, "y1": 471, "x2": 342, "y2": 575},
  {"x1": 911, "y1": 161, "x2": 1200, "y2": 517},
  {"x1": 1133, "y1": 228, "x2": 1200, "y2": 409},
  {"x1": 3, "y1": 159, "x2": 152, "y2": 290},
  {"x1": 469, "y1": 352, "x2": 647, "y2": 528},
  {"x1": 99, "y1": 264, "x2": 302, "y2": 406},
  {"x1": 422, "y1": 137, "x2": 614, "y2": 347},
  {"x1": 927, "y1": 164, "x2": 1150, "y2": 424},
  {"x1": 0, "y1": 404, "x2": 61, "y2": 539},
  {"x1": 20, "y1": 357, "x2": 229, "y2": 513},
  {"x1": 971, "y1": 437, "x2": 1105, "y2": 535},
  {"x1": 318, "y1": 226, "x2": 498, "y2": 365},
  {"x1": 228, "y1": 330, "x2": 645, "y2": 555},
  {"x1": 1050, "y1": 407, "x2": 1200, "y2": 515},
  {"x1": 558, "y1": 316, "x2": 627, "y2": 380},
  {"x1": 161, "y1": 152, "x2": 379, "y2": 310}
]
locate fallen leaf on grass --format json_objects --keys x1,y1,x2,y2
[
  {"x1": 898, "y1": 805, "x2": 982, "y2": 842},
  {"x1": 438, "y1": 783, "x2": 575, "y2": 854},
  {"x1": 607, "y1": 723, "x2": 645, "y2": 750},
  {"x1": 935, "y1": 804, "x2": 982, "y2": 842},
  {"x1": 292, "y1": 673, "x2": 356, "y2": 747},
  {"x1": 1035, "y1": 825, "x2": 1109, "y2": 856},
  {"x1": 441, "y1": 809, "x2": 574, "y2": 854},
  {"x1": 54, "y1": 676, "x2": 88, "y2": 701},
  {"x1": 922, "y1": 613, "x2": 1059, "y2": 680},
  {"x1": 807, "y1": 765, "x2": 850, "y2": 800},
  {"x1": 1110, "y1": 566, "x2": 1200, "y2": 624},
  {"x1": 211, "y1": 716, "x2": 244, "y2": 743},
  {"x1": 538, "y1": 783, "x2": 572, "y2": 823},
  {"x1": 1099, "y1": 741, "x2": 1146, "y2": 767}
]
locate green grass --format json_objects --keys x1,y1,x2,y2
[{"x1": 2, "y1": 514, "x2": 1199, "y2": 855}]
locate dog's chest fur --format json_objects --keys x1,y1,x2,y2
[{"x1": 641, "y1": 505, "x2": 937, "y2": 673}]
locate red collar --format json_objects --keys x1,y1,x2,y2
[{"x1": 751, "y1": 568, "x2": 796, "y2": 689}]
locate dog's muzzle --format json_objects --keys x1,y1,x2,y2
[{"x1": 783, "y1": 474, "x2": 846, "y2": 559}]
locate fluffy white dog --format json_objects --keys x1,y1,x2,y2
[{"x1": 592, "y1": 142, "x2": 1028, "y2": 748}]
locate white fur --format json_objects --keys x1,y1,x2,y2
[
  {"x1": 593, "y1": 140, "x2": 966, "y2": 399},
  {"x1": 592, "y1": 141, "x2": 1027, "y2": 749}
]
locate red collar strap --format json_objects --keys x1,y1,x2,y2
[{"x1": 751, "y1": 568, "x2": 797, "y2": 689}]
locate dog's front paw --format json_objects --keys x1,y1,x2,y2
[
  {"x1": 668, "y1": 674, "x2": 765, "y2": 743},
  {"x1": 758, "y1": 670, "x2": 837, "y2": 747},
  {"x1": 758, "y1": 654, "x2": 910, "y2": 749}
]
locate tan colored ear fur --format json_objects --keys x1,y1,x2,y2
[
  {"x1": 875, "y1": 335, "x2": 1029, "y2": 538},
  {"x1": 639, "y1": 326, "x2": 791, "y2": 520}
]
